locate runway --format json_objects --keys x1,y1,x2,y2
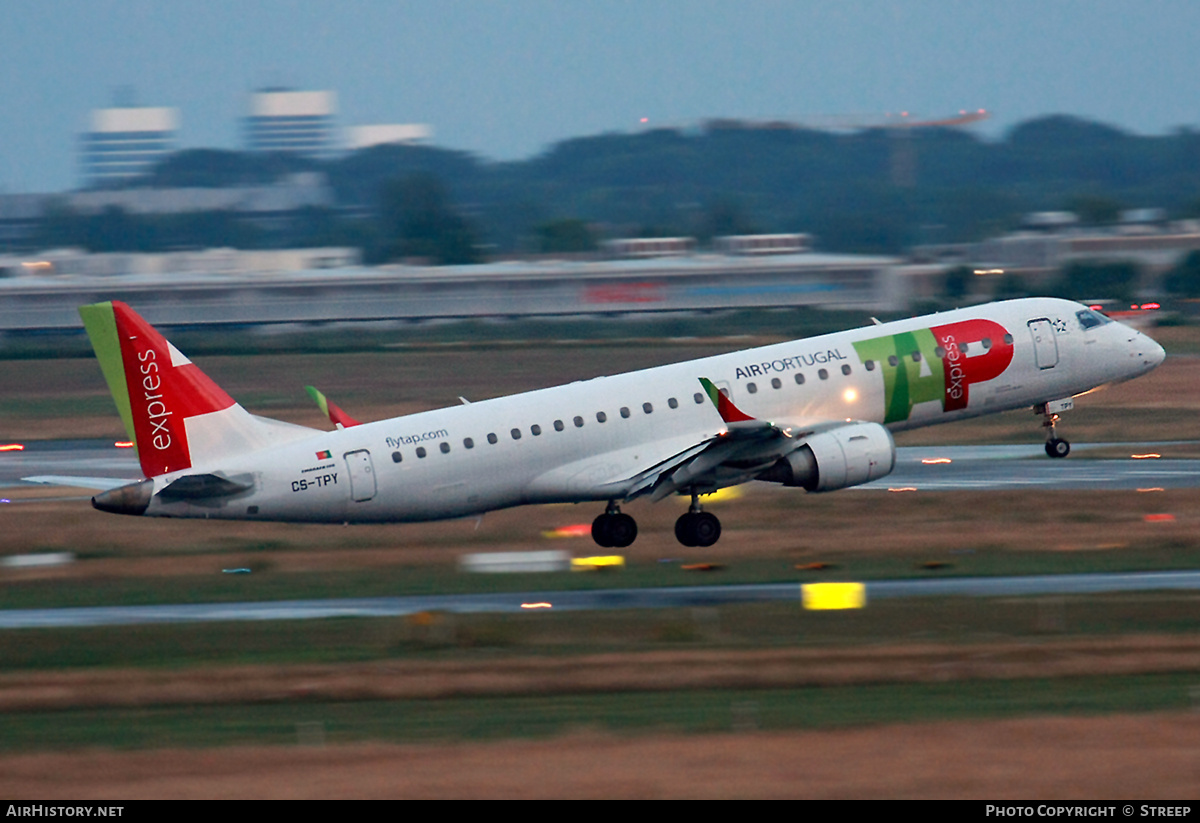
[
  {"x1": 2, "y1": 570, "x2": 1198, "y2": 629},
  {"x1": 5, "y1": 439, "x2": 1200, "y2": 493},
  {"x1": 5, "y1": 438, "x2": 1200, "y2": 630}
]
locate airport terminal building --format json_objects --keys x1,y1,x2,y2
[{"x1": 0, "y1": 244, "x2": 909, "y2": 334}]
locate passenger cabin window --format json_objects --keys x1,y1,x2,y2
[
  {"x1": 464, "y1": 438, "x2": 474, "y2": 449},
  {"x1": 746, "y1": 383, "x2": 757, "y2": 394},
  {"x1": 440, "y1": 442, "x2": 450, "y2": 454},
  {"x1": 643, "y1": 402, "x2": 654, "y2": 413},
  {"x1": 934, "y1": 347, "x2": 946, "y2": 359},
  {"x1": 596, "y1": 411, "x2": 607, "y2": 423},
  {"x1": 391, "y1": 451, "x2": 403, "y2": 463},
  {"x1": 416, "y1": 447, "x2": 427, "y2": 459},
  {"x1": 693, "y1": 393, "x2": 704, "y2": 404},
  {"x1": 620, "y1": 407, "x2": 630, "y2": 418},
  {"x1": 982, "y1": 338, "x2": 992, "y2": 349},
  {"x1": 865, "y1": 360, "x2": 876, "y2": 371},
  {"x1": 1003, "y1": 333, "x2": 1014, "y2": 345},
  {"x1": 770, "y1": 378, "x2": 781, "y2": 389},
  {"x1": 818, "y1": 369, "x2": 829, "y2": 380},
  {"x1": 668, "y1": 397, "x2": 679, "y2": 408},
  {"x1": 487, "y1": 433, "x2": 498, "y2": 445},
  {"x1": 531, "y1": 424, "x2": 542, "y2": 436},
  {"x1": 794, "y1": 373, "x2": 805, "y2": 385},
  {"x1": 574, "y1": 416, "x2": 584, "y2": 428},
  {"x1": 841, "y1": 364, "x2": 852, "y2": 375},
  {"x1": 911, "y1": 351, "x2": 921, "y2": 362},
  {"x1": 511, "y1": 428, "x2": 522, "y2": 440},
  {"x1": 554, "y1": 419, "x2": 564, "y2": 432},
  {"x1": 888, "y1": 355, "x2": 898, "y2": 367}
]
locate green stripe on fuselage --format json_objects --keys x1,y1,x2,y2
[
  {"x1": 79, "y1": 302, "x2": 138, "y2": 449},
  {"x1": 853, "y1": 328, "x2": 943, "y2": 424}
]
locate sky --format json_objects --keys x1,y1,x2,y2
[{"x1": 3, "y1": 0, "x2": 1199, "y2": 193}]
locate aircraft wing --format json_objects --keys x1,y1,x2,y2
[{"x1": 611, "y1": 377, "x2": 800, "y2": 502}]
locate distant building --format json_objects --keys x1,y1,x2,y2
[
  {"x1": 345, "y1": 124, "x2": 433, "y2": 150},
  {"x1": 244, "y1": 90, "x2": 338, "y2": 157},
  {"x1": 80, "y1": 107, "x2": 179, "y2": 187}
]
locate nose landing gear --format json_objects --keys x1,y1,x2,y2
[{"x1": 1036, "y1": 399, "x2": 1075, "y2": 458}]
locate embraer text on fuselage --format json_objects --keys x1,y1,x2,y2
[{"x1": 734, "y1": 348, "x2": 848, "y2": 380}]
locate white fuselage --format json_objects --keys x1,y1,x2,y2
[{"x1": 145, "y1": 298, "x2": 1165, "y2": 523}]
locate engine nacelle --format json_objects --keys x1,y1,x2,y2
[{"x1": 757, "y1": 422, "x2": 895, "y2": 492}]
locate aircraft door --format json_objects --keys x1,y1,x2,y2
[
  {"x1": 344, "y1": 449, "x2": 377, "y2": 502},
  {"x1": 1027, "y1": 319, "x2": 1059, "y2": 370}
]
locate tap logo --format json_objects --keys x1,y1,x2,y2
[{"x1": 853, "y1": 318, "x2": 1014, "y2": 424}]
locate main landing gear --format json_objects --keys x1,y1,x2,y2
[
  {"x1": 674, "y1": 490, "x2": 721, "y2": 548},
  {"x1": 590, "y1": 491, "x2": 724, "y2": 548},
  {"x1": 592, "y1": 501, "x2": 637, "y2": 548},
  {"x1": 1036, "y1": 399, "x2": 1074, "y2": 459}
]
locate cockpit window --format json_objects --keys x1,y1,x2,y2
[{"x1": 1076, "y1": 309, "x2": 1112, "y2": 330}]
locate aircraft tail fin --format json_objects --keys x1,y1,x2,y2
[{"x1": 79, "y1": 301, "x2": 317, "y2": 478}]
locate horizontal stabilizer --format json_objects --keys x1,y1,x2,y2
[{"x1": 21, "y1": 475, "x2": 136, "y2": 491}]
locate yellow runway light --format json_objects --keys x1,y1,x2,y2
[
  {"x1": 802, "y1": 582, "x2": 866, "y2": 610},
  {"x1": 571, "y1": 555, "x2": 625, "y2": 571}
]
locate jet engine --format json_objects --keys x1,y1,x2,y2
[{"x1": 757, "y1": 422, "x2": 895, "y2": 492}]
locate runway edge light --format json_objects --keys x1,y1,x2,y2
[{"x1": 802, "y1": 582, "x2": 867, "y2": 610}]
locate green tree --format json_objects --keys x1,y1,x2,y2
[
  {"x1": 943, "y1": 265, "x2": 972, "y2": 300},
  {"x1": 1051, "y1": 261, "x2": 1140, "y2": 303},
  {"x1": 376, "y1": 174, "x2": 481, "y2": 265},
  {"x1": 1163, "y1": 250, "x2": 1200, "y2": 297},
  {"x1": 1066, "y1": 195, "x2": 1122, "y2": 226},
  {"x1": 535, "y1": 218, "x2": 597, "y2": 254}
]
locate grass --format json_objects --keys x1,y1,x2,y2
[
  {"x1": 3, "y1": 591, "x2": 1200, "y2": 671},
  {"x1": 1, "y1": 672, "x2": 1195, "y2": 752}
]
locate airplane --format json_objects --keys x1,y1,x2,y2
[{"x1": 53, "y1": 297, "x2": 1163, "y2": 548}]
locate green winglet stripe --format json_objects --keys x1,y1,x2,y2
[
  {"x1": 78, "y1": 302, "x2": 138, "y2": 450},
  {"x1": 305, "y1": 386, "x2": 331, "y2": 418},
  {"x1": 698, "y1": 377, "x2": 755, "y2": 423}
]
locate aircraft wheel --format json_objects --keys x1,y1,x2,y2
[
  {"x1": 1045, "y1": 438, "x2": 1070, "y2": 459},
  {"x1": 675, "y1": 511, "x2": 722, "y2": 547},
  {"x1": 675, "y1": 513, "x2": 699, "y2": 547},
  {"x1": 607, "y1": 513, "x2": 638, "y2": 548},
  {"x1": 592, "y1": 513, "x2": 615, "y2": 548},
  {"x1": 692, "y1": 512, "x2": 722, "y2": 547}
]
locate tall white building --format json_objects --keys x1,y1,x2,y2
[
  {"x1": 80, "y1": 107, "x2": 179, "y2": 187},
  {"x1": 244, "y1": 90, "x2": 338, "y2": 157}
]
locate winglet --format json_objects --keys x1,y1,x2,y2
[
  {"x1": 305, "y1": 386, "x2": 361, "y2": 429},
  {"x1": 698, "y1": 377, "x2": 755, "y2": 423}
]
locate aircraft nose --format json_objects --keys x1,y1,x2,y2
[
  {"x1": 1135, "y1": 332, "x2": 1166, "y2": 371},
  {"x1": 1148, "y1": 336, "x2": 1166, "y2": 368}
]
